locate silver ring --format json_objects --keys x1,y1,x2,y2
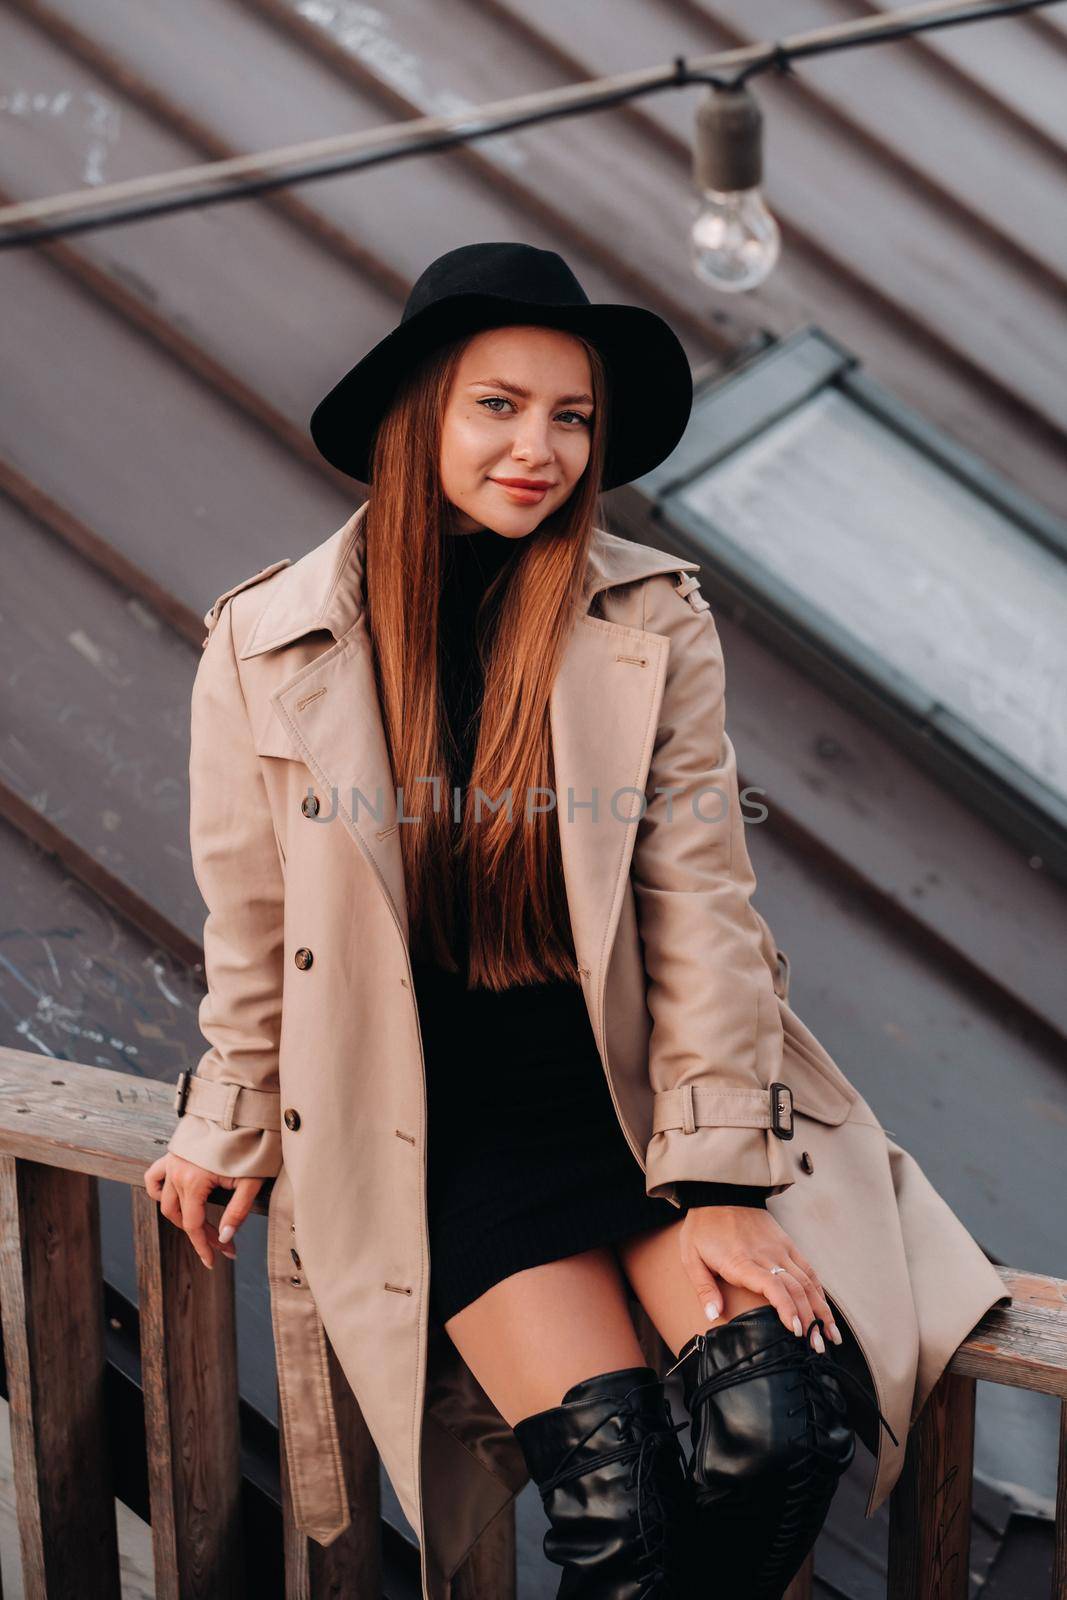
[{"x1": 769, "y1": 1264, "x2": 786, "y2": 1276}]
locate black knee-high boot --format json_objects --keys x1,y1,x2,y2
[
  {"x1": 513, "y1": 1365, "x2": 695, "y2": 1599},
  {"x1": 670, "y1": 1307, "x2": 897, "y2": 1600}
]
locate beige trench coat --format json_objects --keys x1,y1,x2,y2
[{"x1": 166, "y1": 501, "x2": 1008, "y2": 1599}]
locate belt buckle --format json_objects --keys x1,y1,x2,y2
[
  {"x1": 769, "y1": 1081, "x2": 794, "y2": 1140},
  {"x1": 174, "y1": 1069, "x2": 192, "y2": 1117}
]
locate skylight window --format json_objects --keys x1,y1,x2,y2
[{"x1": 645, "y1": 327, "x2": 1067, "y2": 866}]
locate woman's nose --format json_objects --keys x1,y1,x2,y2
[{"x1": 511, "y1": 417, "x2": 554, "y2": 462}]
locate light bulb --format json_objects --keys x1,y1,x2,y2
[
  {"x1": 690, "y1": 82, "x2": 779, "y2": 293},
  {"x1": 690, "y1": 186, "x2": 780, "y2": 292}
]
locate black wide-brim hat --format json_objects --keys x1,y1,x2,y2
[{"x1": 309, "y1": 241, "x2": 693, "y2": 492}]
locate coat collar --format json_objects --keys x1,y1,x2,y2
[{"x1": 237, "y1": 501, "x2": 698, "y2": 660}]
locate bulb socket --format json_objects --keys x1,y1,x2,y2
[{"x1": 694, "y1": 83, "x2": 764, "y2": 193}]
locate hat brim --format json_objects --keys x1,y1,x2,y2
[{"x1": 308, "y1": 291, "x2": 692, "y2": 493}]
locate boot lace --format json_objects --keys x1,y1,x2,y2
[
  {"x1": 537, "y1": 1377, "x2": 691, "y2": 1597},
  {"x1": 669, "y1": 1318, "x2": 898, "y2": 1455},
  {"x1": 670, "y1": 1319, "x2": 898, "y2": 1598}
]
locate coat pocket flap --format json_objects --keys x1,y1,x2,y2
[{"x1": 781, "y1": 1035, "x2": 856, "y2": 1126}]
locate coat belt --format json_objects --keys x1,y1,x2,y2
[
  {"x1": 174, "y1": 1071, "x2": 281, "y2": 1132},
  {"x1": 266, "y1": 1165, "x2": 351, "y2": 1545},
  {"x1": 652, "y1": 1083, "x2": 792, "y2": 1136}
]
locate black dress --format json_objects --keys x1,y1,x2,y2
[{"x1": 410, "y1": 526, "x2": 766, "y2": 1327}]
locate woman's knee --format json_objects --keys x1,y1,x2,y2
[
  {"x1": 681, "y1": 1309, "x2": 856, "y2": 1502},
  {"x1": 615, "y1": 1216, "x2": 776, "y2": 1357}
]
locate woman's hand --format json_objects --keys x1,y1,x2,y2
[
  {"x1": 144, "y1": 1154, "x2": 264, "y2": 1270},
  {"x1": 680, "y1": 1205, "x2": 842, "y2": 1350}
]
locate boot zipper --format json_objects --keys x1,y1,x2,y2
[{"x1": 664, "y1": 1331, "x2": 706, "y2": 1379}]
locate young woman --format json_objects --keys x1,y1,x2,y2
[{"x1": 146, "y1": 243, "x2": 1008, "y2": 1600}]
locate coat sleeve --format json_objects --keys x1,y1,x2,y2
[
  {"x1": 633, "y1": 572, "x2": 794, "y2": 1207},
  {"x1": 165, "y1": 594, "x2": 285, "y2": 1179}
]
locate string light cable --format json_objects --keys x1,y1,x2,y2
[{"x1": 0, "y1": 0, "x2": 1060, "y2": 252}]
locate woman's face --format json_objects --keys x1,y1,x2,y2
[{"x1": 438, "y1": 325, "x2": 594, "y2": 538}]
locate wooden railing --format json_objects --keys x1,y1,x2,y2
[{"x1": 0, "y1": 1045, "x2": 1063, "y2": 1599}]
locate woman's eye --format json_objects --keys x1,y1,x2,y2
[{"x1": 477, "y1": 397, "x2": 590, "y2": 426}]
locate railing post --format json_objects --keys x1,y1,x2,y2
[
  {"x1": 0, "y1": 1155, "x2": 121, "y2": 1599},
  {"x1": 452, "y1": 1499, "x2": 517, "y2": 1600},
  {"x1": 131, "y1": 1186, "x2": 245, "y2": 1599},
  {"x1": 888, "y1": 1368, "x2": 976, "y2": 1600},
  {"x1": 1055, "y1": 1398, "x2": 1066, "y2": 1600},
  {"x1": 783, "y1": 1550, "x2": 814, "y2": 1599}
]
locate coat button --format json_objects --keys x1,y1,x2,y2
[
  {"x1": 800, "y1": 1151, "x2": 814, "y2": 1174},
  {"x1": 290, "y1": 1247, "x2": 302, "y2": 1268},
  {"x1": 301, "y1": 793, "x2": 320, "y2": 817},
  {"x1": 294, "y1": 947, "x2": 313, "y2": 969},
  {"x1": 284, "y1": 1108, "x2": 301, "y2": 1131}
]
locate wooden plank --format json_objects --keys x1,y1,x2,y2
[
  {"x1": 0, "y1": 1047, "x2": 259, "y2": 1196},
  {"x1": 887, "y1": 1370, "x2": 975, "y2": 1600},
  {"x1": 951, "y1": 1268, "x2": 1067, "y2": 1399},
  {"x1": 0, "y1": 1154, "x2": 120, "y2": 1597},
  {"x1": 131, "y1": 1184, "x2": 245, "y2": 1600},
  {"x1": 1055, "y1": 1398, "x2": 1067, "y2": 1600},
  {"x1": 278, "y1": 1338, "x2": 382, "y2": 1599}
]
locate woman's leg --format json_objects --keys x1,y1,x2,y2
[
  {"x1": 442, "y1": 1243, "x2": 648, "y2": 1425},
  {"x1": 616, "y1": 1217, "x2": 855, "y2": 1600},
  {"x1": 444, "y1": 1245, "x2": 692, "y2": 1594}
]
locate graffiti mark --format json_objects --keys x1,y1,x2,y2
[
  {"x1": 294, "y1": 1, "x2": 527, "y2": 170},
  {"x1": 0, "y1": 87, "x2": 122, "y2": 185}
]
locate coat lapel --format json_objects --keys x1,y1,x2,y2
[
  {"x1": 273, "y1": 622, "x2": 412, "y2": 936},
  {"x1": 549, "y1": 614, "x2": 670, "y2": 1004},
  {"x1": 238, "y1": 502, "x2": 698, "y2": 970}
]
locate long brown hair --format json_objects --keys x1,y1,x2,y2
[{"x1": 362, "y1": 329, "x2": 609, "y2": 990}]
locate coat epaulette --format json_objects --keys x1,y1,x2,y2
[
  {"x1": 671, "y1": 569, "x2": 711, "y2": 613},
  {"x1": 201, "y1": 558, "x2": 292, "y2": 647}
]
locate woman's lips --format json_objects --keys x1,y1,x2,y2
[{"x1": 490, "y1": 480, "x2": 550, "y2": 503}]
